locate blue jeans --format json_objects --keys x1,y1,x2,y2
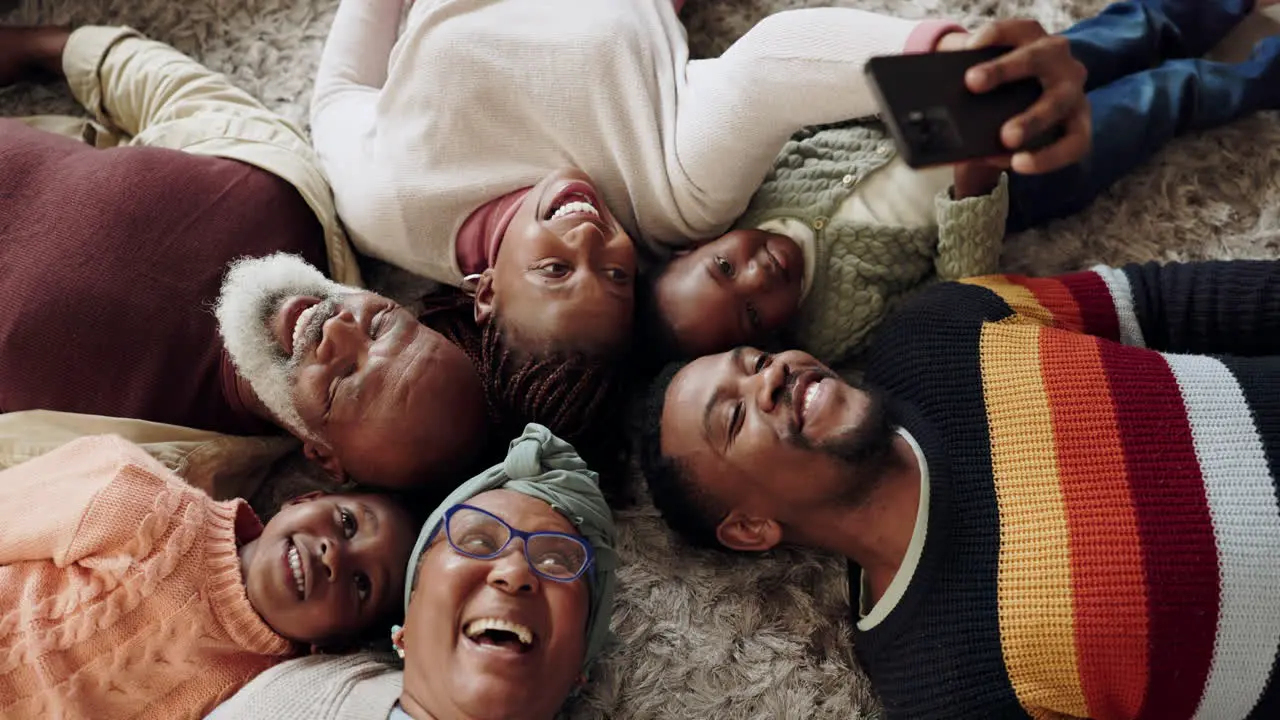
[{"x1": 1005, "y1": 0, "x2": 1280, "y2": 232}]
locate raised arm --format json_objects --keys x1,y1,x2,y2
[
  {"x1": 309, "y1": 0, "x2": 402, "y2": 195},
  {"x1": 674, "y1": 14, "x2": 1088, "y2": 230},
  {"x1": 674, "y1": 9, "x2": 961, "y2": 221},
  {"x1": 48, "y1": 26, "x2": 303, "y2": 144},
  {"x1": 0, "y1": 24, "x2": 364, "y2": 284},
  {"x1": 311, "y1": 0, "x2": 401, "y2": 123},
  {"x1": 933, "y1": 174, "x2": 1009, "y2": 282},
  {"x1": 3, "y1": 25, "x2": 289, "y2": 138},
  {"x1": 1109, "y1": 260, "x2": 1280, "y2": 356}
]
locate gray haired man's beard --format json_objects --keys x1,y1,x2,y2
[{"x1": 214, "y1": 253, "x2": 347, "y2": 439}]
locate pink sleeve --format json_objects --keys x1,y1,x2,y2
[
  {"x1": 904, "y1": 20, "x2": 967, "y2": 54},
  {"x1": 0, "y1": 435, "x2": 174, "y2": 566}
]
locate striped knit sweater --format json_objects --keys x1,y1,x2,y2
[{"x1": 855, "y1": 261, "x2": 1280, "y2": 720}]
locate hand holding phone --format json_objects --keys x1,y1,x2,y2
[
  {"x1": 865, "y1": 46, "x2": 1064, "y2": 170},
  {"x1": 962, "y1": 20, "x2": 1092, "y2": 174},
  {"x1": 866, "y1": 18, "x2": 1091, "y2": 174}
]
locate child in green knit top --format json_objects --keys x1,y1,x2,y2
[{"x1": 641, "y1": 0, "x2": 1280, "y2": 364}]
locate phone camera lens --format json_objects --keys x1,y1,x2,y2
[{"x1": 905, "y1": 107, "x2": 958, "y2": 153}]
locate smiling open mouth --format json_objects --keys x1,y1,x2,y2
[
  {"x1": 290, "y1": 304, "x2": 321, "y2": 356},
  {"x1": 284, "y1": 297, "x2": 340, "y2": 360},
  {"x1": 463, "y1": 618, "x2": 536, "y2": 653},
  {"x1": 545, "y1": 194, "x2": 600, "y2": 222},
  {"x1": 789, "y1": 370, "x2": 825, "y2": 434},
  {"x1": 286, "y1": 539, "x2": 306, "y2": 600},
  {"x1": 803, "y1": 380, "x2": 821, "y2": 420}
]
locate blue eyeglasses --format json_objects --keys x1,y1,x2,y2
[{"x1": 442, "y1": 504, "x2": 595, "y2": 582}]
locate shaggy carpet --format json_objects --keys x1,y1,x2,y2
[{"x1": 4, "y1": 1, "x2": 1280, "y2": 718}]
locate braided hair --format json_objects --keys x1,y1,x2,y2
[{"x1": 418, "y1": 289, "x2": 631, "y2": 488}]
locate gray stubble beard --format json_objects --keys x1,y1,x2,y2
[{"x1": 214, "y1": 253, "x2": 348, "y2": 440}]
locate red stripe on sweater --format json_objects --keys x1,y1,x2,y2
[
  {"x1": 1015, "y1": 277, "x2": 1087, "y2": 333},
  {"x1": 1057, "y1": 271, "x2": 1122, "y2": 342},
  {"x1": 1041, "y1": 332, "x2": 1148, "y2": 719},
  {"x1": 1098, "y1": 342, "x2": 1220, "y2": 720}
]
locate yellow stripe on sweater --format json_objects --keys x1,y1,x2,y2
[
  {"x1": 963, "y1": 276, "x2": 1054, "y2": 326},
  {"x1": 980, "y1": 322, "x2": 1088, "y2": 717}
]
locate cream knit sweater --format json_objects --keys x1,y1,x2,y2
[
  {"x1": 206, "y1": 653, "x2": 403, "y2": 720},
  {"x1": 311, "y1": 0, "x2": 959, "y2": 285}
]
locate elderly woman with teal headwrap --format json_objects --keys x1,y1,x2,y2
[{"x1": 206, "y1": 424, "x2": 618, "y2": 720}]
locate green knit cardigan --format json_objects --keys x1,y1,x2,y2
[{"x1": 736, "y1": 121, "x2": 1009, "y2": 364}]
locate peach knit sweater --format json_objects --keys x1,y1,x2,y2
[{"x1": 0, "y1": 435, "x2": 294, "y2": 719}]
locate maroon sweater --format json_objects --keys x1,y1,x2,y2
[{"x1": 0, "y1": 119, "x2": 327, "y2": 435}]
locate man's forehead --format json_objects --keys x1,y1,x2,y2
[
  {"x1": 660, "y1": 354, "x2": 749, "y2": 500},
  {"x1": 664, "y1": 357, "x2": 710, "y2": 422},
  {"x1": 661, "y1": 352, "x2": 732, "y2": 450}
]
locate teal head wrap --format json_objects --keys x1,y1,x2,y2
[{"x1": 403, "y1": 424, "x2": 618, "y2": 673}]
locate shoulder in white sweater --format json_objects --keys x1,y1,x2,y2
[{"x1": 312, "y1": 0, "x2": 956, "y2": 284}]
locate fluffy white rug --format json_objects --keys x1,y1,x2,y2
[{"x1": 4, "y1": 1, "x2": 1279, "y2": 718}]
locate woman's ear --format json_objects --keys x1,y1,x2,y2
[
  {"x1": 391, "y1": 624, "x2": 407, "y2": 660},
  {"x1": 473, "y1": 268, "x2": 496, "y2": 326}
]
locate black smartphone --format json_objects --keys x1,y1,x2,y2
[{"x1": 864, "y1": 46, "x2": 1065, "y2": 169}]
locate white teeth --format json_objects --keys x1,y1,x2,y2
[
  {"x1": 291, "y1": 304, "x2": 320, "y2": 356},
  {"x1": 463, "y1": 618, "x2": 534, "y2": 647},
  {"x1": 803, "y1": 383, "x2": 820, "y2": 418},
  {"x1": 287, "y1": 543, "x2": 305, "y2": 596},
  {"x1": 550, "y1": 200, "x2": 598, "y2": 221}
]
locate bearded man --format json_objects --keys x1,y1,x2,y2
[
  {"x1": 0, "y1": 25, "x2": 486, "y2": 488},
  {"x1": 213, "y1": 253, "x2": 486, "y2": 486},
  {"x1": 643, "y1": 260, "x2": 1280, "y2": 719}
]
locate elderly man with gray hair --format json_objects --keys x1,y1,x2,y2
[{"x1": 0, "y1": 25, "x2": 488, "y2": 490}]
